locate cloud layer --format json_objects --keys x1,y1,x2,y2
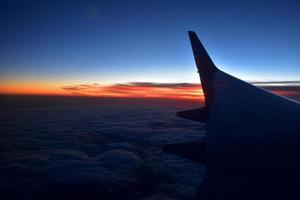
[
  {"x1": 62, "y1": 82, "x2": 203, "y2": 100},
  {"x1": 0, "y1": 96, "x2": 205, "y2": 200},
  {"x1": 61, "y1": 81, "x2": 300, "y2": 102}
]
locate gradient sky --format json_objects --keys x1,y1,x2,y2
[{"x1": 0, "y1": 0, "x2": 299, "y2": 97}]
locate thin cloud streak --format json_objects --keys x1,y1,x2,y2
[
  {"x1": 252, "y1": 81, "x2": 300, "y2": 101},
  {"x1": 251, "y1": 81, "x2": 300, "y2": 86},
  {"x1": 62, "y1": 81, "x2": 300, "y2": 101},
  {"x1": 62, "y1": 82, "x2": 203, "y2": 100}
]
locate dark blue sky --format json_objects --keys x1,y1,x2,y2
[{"x1": 0, "y1": 0, "x2": 299, "y2": 88}]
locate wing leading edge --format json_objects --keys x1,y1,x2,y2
[{"x1": 188, "y1": 31, "x2": 219, "y2": 109}]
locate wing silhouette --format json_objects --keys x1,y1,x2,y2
[{"x1": 167, "y1": 31, "x2": 300, "y2": 199}]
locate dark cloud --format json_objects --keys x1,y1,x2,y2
[
  {"x1": 0, "y1": 96, "x2": 204, "y2": 200},
  {"x1": 2, "y1": 80, "x2": 299, "y2": 199},
  {"x1": 61, "y1": 86, "x2": 83, "y2": 91}
]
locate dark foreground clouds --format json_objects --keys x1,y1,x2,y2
[
  {"x1": 0, "y1": 96, "x2": 205, "y2": 200},
  {"x1": 1, "y1": 81, "x2": 300, "y2": 200}
]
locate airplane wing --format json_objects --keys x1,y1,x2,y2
[{"x1": 171, "y1": 31, "x2": 300, "y2": 199}]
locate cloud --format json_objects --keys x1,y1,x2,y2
[
  {"x1": 261, "y1": 85, "x2": 300, "y2": 93},
  {"x1": 2, "y1": 80, "x2": 300, "y2": 199},
  {"x1": 251, "y1": 80, "x2": 300, "y2": 86},
  {"x1": 62, "y1": 82, "x2": 203, "y2": 100},
  {"x1": 0, "y1": 97, "x2": 205, "y2": 199},
  {"x1": 61, "y1": 81, "x2": 300, "y2": 102},
  {"x1": 122, "y1": 82, "x2": 200, "y2": 88},
  {"x1": 252, "y1": 81, "x2": 300, "y2": 101}
]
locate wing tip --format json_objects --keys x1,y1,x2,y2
[
  {"x1": 188, "y1": 30, "x2": 196, "y2": 34},
  {"x1": 187, "y1": 30, "x2": 218, "y2": 108}
]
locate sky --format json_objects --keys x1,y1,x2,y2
[{"x1": 0, "y1": 0, "x2": 299, "y2": 98}]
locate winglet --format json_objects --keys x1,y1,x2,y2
[{"x1": 188, "y1": 31, "x2": 219, "y2": 108}]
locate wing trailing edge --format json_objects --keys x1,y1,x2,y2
[
  {"x1": 162, "y1": 139, "x2": 206, "y2": 163},
  {"x1": 176, "y1": 107, "x2": 209, "y2": 123}
]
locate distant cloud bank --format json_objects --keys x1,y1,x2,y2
[
  {"x1": 62, "y1": 81, "x2": 300, "y2": 101},
  {"x1": 254, "y1": 81, "x2": 300, "y2": 101},
  {"x1": 62, "y1": 82, "x2": 204, "y2": 100}
]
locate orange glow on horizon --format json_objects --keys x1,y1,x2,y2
[
  {"x1": 0, "y1": 82, "x2": 66, "y2": 96},
  {"x1": 1, "y1": 81, "x2": 299, "y2": 102},
  {"x1": 61, "y1": 83, "x2": 205, "y2": 100},
  {"x1": 0, "y1": 82, "x2": 204, "y2": 101},
  {"x1": 271, "y1": 90, "x2": 300, "y2": 98}
]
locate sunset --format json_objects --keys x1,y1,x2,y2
[
  {"x1": 0, "y1": 81, "x2": 204, "y2": 99},
  {"x1": 1, "y1": 80, "x2": 299, "y2": 102},
  {"x1": 1, "y1": 1, "x2": 300, "y2": 200},
  {"x1": 1, "y1": 1, "x2": 300, "y2": 100}
]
